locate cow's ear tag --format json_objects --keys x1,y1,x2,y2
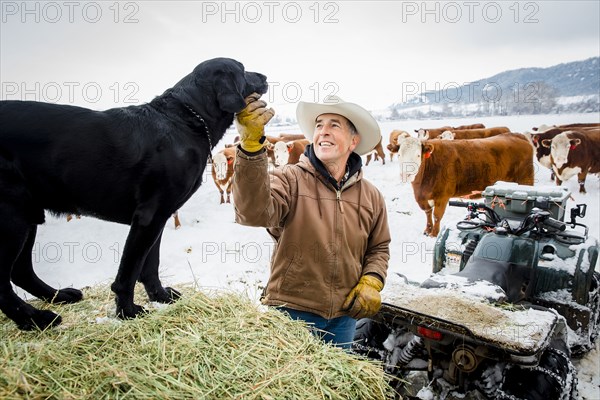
[
  {"x1": 287, "y1": 146, "x2": 292, "y2": 153},
  {"x1": 424, "y1": 151, "x2": 431, "y2": 159},
  {"x1": 570, "y1": 144, "x2": 577, "y2": 150},
  {"x1": 227, "y1": 159, "x2": 234, "y2": 165}
]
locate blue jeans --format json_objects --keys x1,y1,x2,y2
[{"x1": 278, "y1": 307, "x2": 357, "y2": 349}]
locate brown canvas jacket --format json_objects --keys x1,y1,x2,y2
[{"x1": 232, "y1": 148, "x2": 390, "y2": 320}]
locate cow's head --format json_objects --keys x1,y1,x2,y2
[
  {"x1": 439, "y1": 130, "x2": 455, "y2": 140},
  {"x1": 396, "y1": 131, "x2": 410, "y2": 145},
  {"x1": 522, "y1": 132, "x2": 538, "y2": 147},
  {"x1": 549, "y1": 131, "x2": 580, "y2": 168},
  {"x1": 416, "y1": 129, "x2": 429, "y2": 140},
  {"x1": 212, "y1": 151, "x2": 230, "y2": 180},
  {"x1": 390, "y1": 131, "x2": 410, "y2": 151},
  {"x1": 398, "y1": 137, "x2": 432, "y2": 183},
  {"x1": 273, "y1": 140, "x2": 293, "y2": 166},
  {"x1": 533, "y1": 128, "x2": 564, "y2": 168},
  {"x1": 532, "y1": 124, "x2": 555, "y2": 133}
]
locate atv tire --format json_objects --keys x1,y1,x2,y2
[
  {"x1": 352, "y1": 318, "x2": 390, "y2": 360},
  {"x1": 497, "y1": 347, "x2": 577, "y2": 400}
]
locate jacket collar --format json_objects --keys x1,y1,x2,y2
[{"x1": 299, "y1": 144, "x2": 362, "y2": 191}]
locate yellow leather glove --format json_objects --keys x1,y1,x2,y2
[
  {"x1": 342, "y1": 275, "x2": 384, "y2": 319},
  {"x1": 235, "y1": 93, "x2": 275, "y2": 153}
]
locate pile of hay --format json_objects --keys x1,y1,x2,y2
[{"x1": 0, "y1": 285, "x2": 392, "y2": 399}]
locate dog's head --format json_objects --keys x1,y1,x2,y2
[{"x1": 172, "y1": 58, "x2": 268, "y2": 117}]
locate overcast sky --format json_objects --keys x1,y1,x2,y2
[{"x1": 1, "y1": 1, "x2": 598, "y2": 116}]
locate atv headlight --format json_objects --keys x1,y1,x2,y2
[{"x1": 445, "y1": 251, "x2": 462, "y2": 272}]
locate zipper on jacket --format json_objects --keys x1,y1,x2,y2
[{"x1": 336, "y1": 189, "x2": 344, "y2": 213}]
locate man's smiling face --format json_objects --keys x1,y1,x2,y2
[{"x1": 313, "y1": 114, "x2": 360, "y2": 173}]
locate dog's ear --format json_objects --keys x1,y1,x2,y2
[{"x1": 216, "y1": 75, "x2": 247, "y2": 113}]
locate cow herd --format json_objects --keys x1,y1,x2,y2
[
  {"x1": 211, "y1": 133, "x2": 311, "y2": 204},
  {"x1": 211, "y1": 121, "x2": 599, "y2": 239},
  {"x1": 390, "y1": 122, "x2": 599, "y2": 236}
]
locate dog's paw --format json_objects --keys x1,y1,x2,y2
[
  {"x1": 49, "y1": 288, "x2": 83, "y2": 304},
  {"x1": 116, "y1": 303, "x2": 148, "y2": 320},
  {"x1": 147, "y1": 287, "x2": 181, "y2": 304},
  {"x1": 17, "y1": 310, "x2": 62, "y2": 331},
  {"x1": 165, "y1": 287, "x2": 182, "y2": 302}
]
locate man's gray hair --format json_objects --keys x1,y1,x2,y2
[{"x1": 346, "y1": 119, "x2": 358, "y2": 136}]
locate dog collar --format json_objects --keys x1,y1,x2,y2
[{"x1": 184, "y1": 104, "x2": 213, "y2": 150}]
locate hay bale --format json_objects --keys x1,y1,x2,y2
[{"x1": 0, "y1": 285, "x2": 392, "y2": 399}]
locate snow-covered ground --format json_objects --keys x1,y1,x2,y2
[{"x1": 14, "y1": 112, "x2": 600, "y2": 398}]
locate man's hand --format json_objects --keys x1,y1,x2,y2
[
  {"x1": 342, "y1": 275, "x2": 384, "y2": 319},
  {"x1": 235, "y1": 93, "x2": 275, "y2": 153}
]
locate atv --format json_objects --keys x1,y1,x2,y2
[{"x1": 354, "y1": 182, "x2": 599, "y2": 399}]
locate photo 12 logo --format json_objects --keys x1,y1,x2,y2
[
  {"x1": 267, "y1": 81, "x2": 340, "y2": 105},
  {"x1": 200, "y1": 1, "x2": 340, "y2": 23},
  {"x1": 401, "y1": 81, "x2": 548, "y2": 104},
  {"x1": 1, "y1": 1, "x2": 140, "y2": 24},
  {"x1": 201, "y1": 241, "x2": 275, "y2": 263},
  {"x1": 401, "y1": 1, "x2": 540, "y2": 24},
  {"x1": 32, "y1": 241, "x2": 122, "y2": 264},
  {"x1": 1, "y1": 81, "x2": 141, "y2": 105}
]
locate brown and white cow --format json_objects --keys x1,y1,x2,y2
[
  {"x1": 265, "y1": 134, "x2": 308, "y2": 165},
  {"x1": 398, "y1": 133, "x2": 534, "y2": 236},
  {"x1": 211, "y1": 147, "x2": 236, "y2": 204},
  {"x1": 416, "y1": 126, "x2": 452, "y2": 140},
  {"x1": 365, "y1": 137, "x2": 386, "y2": 166},
  {"x1": 262, "y1": 136, "x2": 285, "y2": 165},
  {"x1": 543, "y1": 129, "x2": 600, "y2": 193},
  {"x1": 437, "y1": 127, "x2": 510, "y2": 140},
  {"x1": 529, "y1": 126, "x2": 599, "y2": 180},
  {"x1": 528, "y1": 128, "x2": 568, "y2": 171},
  {"x1": 272, "y1": 139, "x2": 310, "y2": 167},
  {"x1": 386, "y1": 130, "x2": 411, "y2": 161},
  {"x1": 416, "y1": 123, "x2": 486, "y2": 139}
]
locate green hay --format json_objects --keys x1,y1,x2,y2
[{"x1": 0, "y1": 285, "x2": 393, "y2": 399}]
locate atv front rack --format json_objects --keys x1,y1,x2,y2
[{"x1": 379, "y1": 280, "x2": 561, "y2": 358}]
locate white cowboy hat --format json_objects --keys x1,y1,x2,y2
[{"x1": 296, "y1": 95, "x2": 381, "y2": 156}]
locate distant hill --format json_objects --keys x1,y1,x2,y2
[
  {"x1": 386, "y1": 57, "x2": 599, "y2": 119},
  {"x1": 469, "y1": 57, "x2": 599, "y2": 97}
]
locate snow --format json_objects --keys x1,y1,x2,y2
[
  {"x1": 382, "y1": 278, "x2": 557, "y2": 352},
  {"x1": 534, "y1": 235, "x2": 599, "y2": 276},
  {"x1": 10, "y1": 112, "x2": 600, "y2": 398},
  {"x1": 570, "y1": 238, "x2": 600, "y2": 274},
  {"x1": 416, "y1": 387, "x2": 436, "y2": 400},
  {"x1": 413, "y1": 274, "x2": 507, "y2": 302},
  {"x1": 557, "y1": 94, "x2": 600, "y2": 105},
  {"x1": 537, "y1": 250, "x2": 578, "y2": 274},
  {"x1": 537, "y1": 289, "x2": 575, "y2": 305}
]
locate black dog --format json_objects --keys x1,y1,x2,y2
[{"x1": 0, "y1": 58, "x2": 268, "y2": 330}]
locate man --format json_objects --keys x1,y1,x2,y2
[{"x1": 233, "y1": 94, "x2": 390, "y2": 349}]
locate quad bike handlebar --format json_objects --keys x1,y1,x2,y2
[{"x1": 449, "y1": 199, "x2": 576, "y2": 238}]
